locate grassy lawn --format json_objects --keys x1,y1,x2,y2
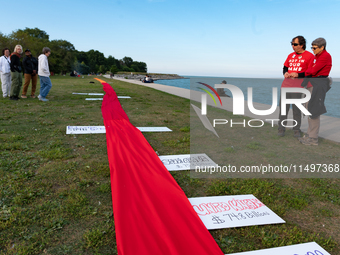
[{"x1": 0, "y1": 75, "x2": 339, "y2": 254}]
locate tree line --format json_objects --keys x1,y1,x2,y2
[{"x1": 0, "y1": 28, "x2": 147, "y2": 75}]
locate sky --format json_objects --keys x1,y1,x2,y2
[{"x1": 1, "y1": 0, "x2": 339, "y2": 77}]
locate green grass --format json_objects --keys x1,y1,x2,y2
[{"x1": 0, "y1": 75, "x2": 340, "y2": 254}]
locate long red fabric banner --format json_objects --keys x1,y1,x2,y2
[{"x1": 97, "y1": 79, "x2": 223, "y2": 255}]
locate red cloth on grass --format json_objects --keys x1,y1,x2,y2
[{"x1": 100, "y1": 81, "x2": 223, "y2": 255}]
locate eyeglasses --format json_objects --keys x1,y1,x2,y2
[
  {"x1": 311, "y1": 46, "x2": 319, "y2": 50},
  {"x1": 291, "y1": 43, "x2": 300, "y2": 46}
]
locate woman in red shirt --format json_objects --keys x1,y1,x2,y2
[{"x1": 299, "y1": 37, "x2": 332, "y2": 146}]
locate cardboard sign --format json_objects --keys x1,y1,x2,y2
[
  {"x1": 188, "y1": 194, "x2": 285, "y2": 230},
  {"x1": 66, "y1": 126, "x2": 172, "y2": 134},
  {"x1": 159, "y1": 154, "x2": 217, "y2": 171},
  {"x1": 226, "y1": 242, "x2": 330, "y2": 255}
]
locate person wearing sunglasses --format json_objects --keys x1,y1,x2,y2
[
  {"x1": 299, "y1": 38, "x2": 332, "y2": 146},
  {"x1": 278, "y1": 36, "x2": 314, "y2": 138}
]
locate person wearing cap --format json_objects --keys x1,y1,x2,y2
[
  {"x1": 299, "y1": 38, "x2": 332, "y2": 146},
  {"x1": 0, "y1": 47, "x2": 11, "y2": 98},
  {"x1": 9, "y1": 45, "x2": 23, "y2": 100},
  {"x1": 38, "y1": 47, "x2": 52, "y2": 102},
  {"x1": 22, "y1": 49, "x2": 38, "y2": 98},
  {"x1": 217, "y1": 80, "x2": 229, "y2": 97}
]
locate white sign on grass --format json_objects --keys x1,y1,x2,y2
[
  {"x1": 66, "y1": 126, "x2": 172, "y2": 134},
  {"x1": 188, "y1": 194, "x2": 285, "y2": 230},
  {"x1": 159, "y1": 154, "x2": 217, "y2": 171},
  {"x1": 88, "y1": 93, "x2": 104, "y2": 95},
  {"x1": 137, "y1": 127, "x2": 172, "y2": 132},
  {"x1": 225, "y1": 242, "x2": 330, "y2": 255},
  {"x1": 67, "y1": 126, "x2": 106, "y2": 134},
  {"x1": 85, "y1": 97, "x2": 130, "y2": 100},
  {"x1": 72, "y1": 93, "x2": 88, "y2": 95}
]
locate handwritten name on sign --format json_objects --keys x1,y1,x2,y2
[
  {"x1": 188, "y1": 194, "x2": 285, "y2": 230},
  {"x1": 66, "y1": 126, "x2": 172, "y2": 134},
  {"x1": 158, "y1": 154, "x2": 217, "y2": 171},
  {"x1": 225, "y1": 242, "x2": 330, "y2": 255}
]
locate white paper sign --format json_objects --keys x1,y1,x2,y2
[
  {"x1": 88, "y1": 93, "x2": 104, "y2": 95},
  {"x1": 85, "y1": 96, "x2": 130, "y2": 100},
  {"x1": 72, "y1": 93, "x2": 88, "y2": 95},
  {"x1": 66, "y1": 126, "x2": 172, "y2": 134},
  {"x1": 67, "y1": 126, "x2": 106, "y2": 134},
  {"x1": 188, "y1": 194, "x2": 285, "y2": 230},
  {"x1": 137, "y1": 127, "x2": 172, "y2": 132},
  {"x1": 159, "y1": 154, "x2": 217, "y2": 171},
  {"x1": 225, "y1": 242, "x2": 330, "y2": 255}
]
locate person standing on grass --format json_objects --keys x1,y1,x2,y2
[
  {"x1": 277, "y1": 36, "x2": 314, "y2": 138},
  {"x1": 299, "y1": 37, "x2": 332, "y2": 146},
  {"x1": 22, "y1": 49, "x2": 38, "y2": 98},
  {"x1": 38, "y1": 47, "x2": 52, "y2": 102},
  {"x1": 9, "y1": 45, "x2": 23, "y2": 100},
  {"x1": 0, "y1": 47, "x2": 11, "y2": 98}
]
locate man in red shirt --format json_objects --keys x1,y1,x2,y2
[
  {"x1": 299, "y1": 38, "x2": 332, "y2": 146},
  {"x1": 278, "y1": 36, "x2": 314, "y2": 137}
]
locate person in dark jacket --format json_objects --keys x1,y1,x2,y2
[
  {"x1": 21, "y1": 49, "x2": 38, "y2": 98},
  {"x1": 299, "y1": 38, "x2": 332, "y2": 146},
  {"x1": 9, "y1": 45, "x2": 23, "y2": 100}
]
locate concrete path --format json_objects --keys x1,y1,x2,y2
[{"x1": 103, "y1": 75, "x2": 340, "y2": 143}]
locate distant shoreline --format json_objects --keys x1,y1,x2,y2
[{"x1": 114, "y1": 73, "x2": 187, "y2": 81}]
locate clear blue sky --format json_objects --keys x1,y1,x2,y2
[{"x1": 1, "y1": 0, "x2": 339, "y2": 77}]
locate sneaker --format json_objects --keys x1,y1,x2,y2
[
  {"x1": 277, "y1": 129, "x2": 285, "y2": 137},
  {"x1": 21, "y1": 95, "x2": 27, "y2": 98},
  {"x1": 3, "y1": 95, "x2": 7, "y2": 98},
  {"x1": 38, "y1": 94, "x2": 42, "y2": 99},
  {"x1": 298, "y1": 134, "x2": 309, "y2": 142},
  {"x1": 293, "y1": 130, "x2": 301, "y2": 137},
  {"x1": 39, "y1": 97, "x2": 49, "y2": 102},
  {"x1": 300, "y1": 137, "x2": 318, "y2": 146}
]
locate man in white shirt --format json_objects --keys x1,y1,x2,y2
[
  {"x1": 38, "y1": 47, "x2": 52, "y2": 102},
  {"x1": 0, "y1": 48, "x2": 11, "y2": 98}
]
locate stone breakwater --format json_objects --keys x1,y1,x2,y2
[{"x1": 113, "y1": 73, "x2": 186, "y2": 81}]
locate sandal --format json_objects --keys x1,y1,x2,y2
[
  {"x1": 21, "y1": 95, "x2": 27, "y2": 98},
  {"x1": 31, "y1": 95, "x2": 36, "y2": 98}
]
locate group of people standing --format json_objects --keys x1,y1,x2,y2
[
  {"x1": 0, "y1": 45, "x2": 53, "y2": 101},
  {"x1": 278, "y1": 36, "x2": 332, "y2": 146}
]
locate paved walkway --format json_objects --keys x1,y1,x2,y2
[{"x1": 103, "y1": 75, "x2": 340, "y2": 143}]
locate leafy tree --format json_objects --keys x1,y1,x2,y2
[
  {"x1": 87, "y1": 50, "x2": 106, "y2": 73},
  {"x1": 122, "y1": 56, "x2": 133, "y2": 67},
  {"x1": 0, "y1": 28, "x2": 148, "y2": 75},
  {"x1": 98, "y1": 65, "x2": 107, "y2": 74},
  {"x1": 131, "y1": 61, "x2": 147, "y2": 73},
  {"x1": 48, "y1": 40, "x2": 76, "y2": 74},
  {"x1": 19, "y1": 27, "x2": 49, "y2": 40},
  {"x1": 110, "y1": 65, "x2": 118, "y2": 74},
  {"x1": 79, "y1": 61, "x2": 90, "y2": 74}
]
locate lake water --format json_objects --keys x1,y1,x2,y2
[{"x1": 154, "y1": 76, "x2": 340, "y2": 119}]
